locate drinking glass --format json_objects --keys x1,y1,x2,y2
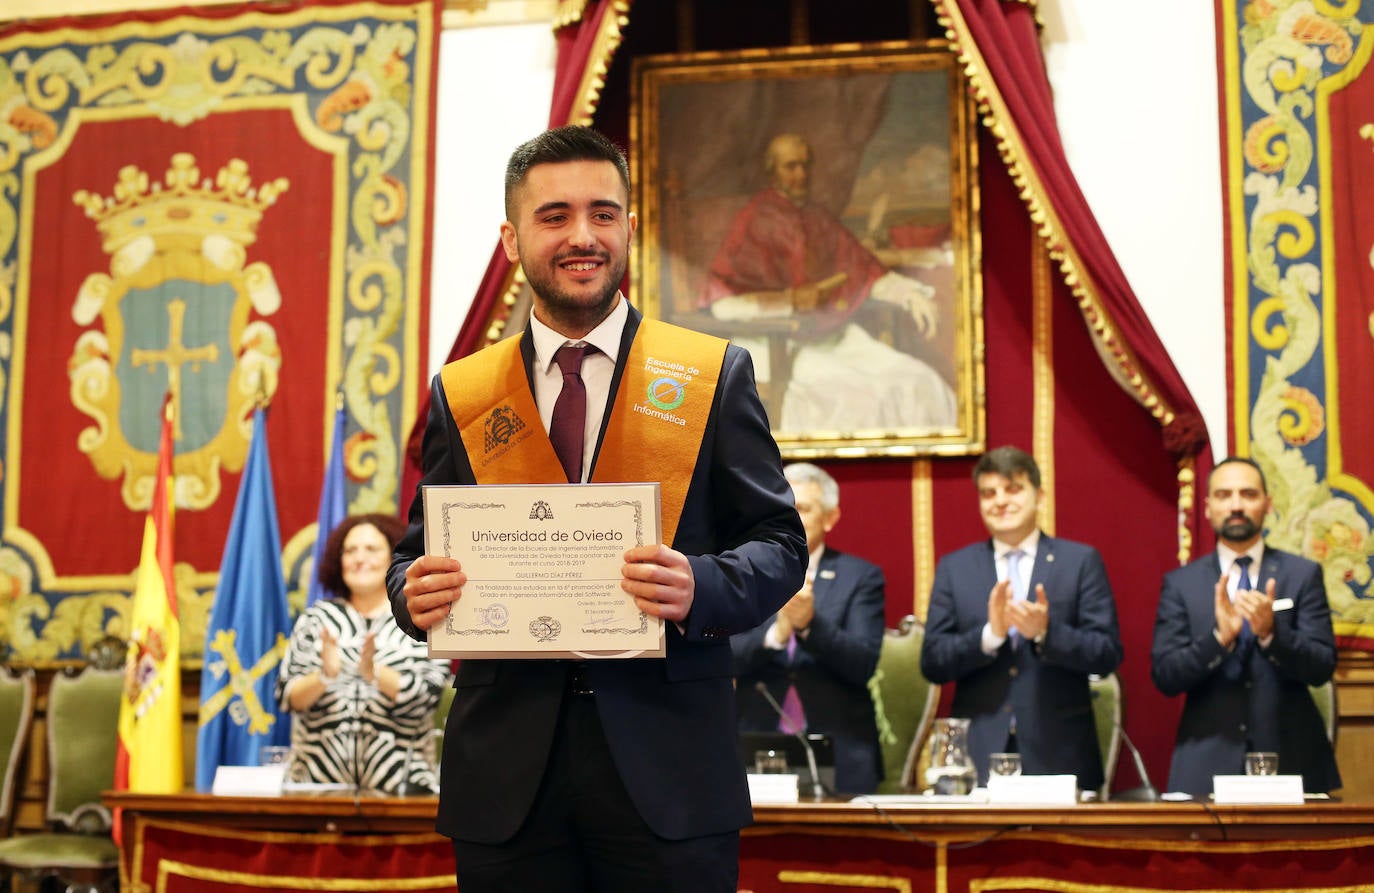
[
  {"x1": 1245, "y1": 751, "x2": 1279, "y2": 776},
  {"x1": 258, "y1": 746, "x2": 292, "y2": 767},
  {"x1": 754, "y1": 749, "x2": 789, "y2": 774},
  {"x1": 989, "y1": 752, "x2": 1022, "y2": 778}
]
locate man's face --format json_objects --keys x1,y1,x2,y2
[
  {"x1": 791, "y1": 479, "x2": 838, "y2": 554},
  {"x1": 976, "y1": 471, "x2": 1040, "y2": 545},
  {"x1": 500, "y1": 159, "x2": 636, "y2": 335},
  {"x1": 768, "y1": 139, "x2": 811, "y2": 204},
  {"x1": 1205, "y1": 461, "x2": 1270, "y2": 548}
]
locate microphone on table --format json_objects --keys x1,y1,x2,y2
[
  {"x1": 753, "y1": 681, "x2": 826, "y2": 800},
  {"x1": 1090, "y1": 688, "x2": 1159, "y2": 802}
]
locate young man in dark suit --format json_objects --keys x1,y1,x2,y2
[
  {"x1": 388, "y1": 126, "x2": 807, "y2": 893},
  {"x1": 1151, "y1": 456, "x2": 1340, "y2": 796},
  {"x1": 920, "y1": 446, "x2": 1123, "y2": 789},
  {"x1": 732, "y1": 462, "x2": 887, "y2": 794}
]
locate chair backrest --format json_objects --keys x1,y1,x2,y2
[
  {"x1": 1309, "y1": 680, "x2": 1337, "y2": 745},
  {"x1": 1088, "y1": 672, "x2": 1123, "y2": 800},
  {"x1": 434, "y1": 685, "x2": 456, "y2": 731},
  {"x1": 46, "y1": 666, "x2": 124, "y2": 832},
  {"x1": 867, "y1": 615, "x2": 939, "y2": 794},
  {"x1": 0, "y1": 666, "x2": 36, "y2": 836}
]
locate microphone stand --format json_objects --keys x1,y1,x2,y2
[
  {"x1": 1111, "y1": 721, "x2": 1160, "y2": 802},
  {"x1": 754, "y1": 682, "x2": 825, "y2": 801},
  {"x1": 351, "y1": 675, "x2": 365, "y2": 798},
  {"x1": 1089, "y1": 681, "x2": 1158, "y2": 802}
]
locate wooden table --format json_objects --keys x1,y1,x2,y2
[{"x1": 105, "y1": 791, "x2": 1374, "y2": 892}]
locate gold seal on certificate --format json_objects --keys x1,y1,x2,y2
[{"x1": 422, "y1": 482, "x2": 664, "y2": 659}]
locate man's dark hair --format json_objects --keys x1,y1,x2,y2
[
  {"x1": 972, "y1": 445, "x2": 1041, "y2": 489},
  {"x1": 1208, "y1": 455, "x2": 1268, "y2": 495},
  {"x1": 504, "y1": 125, "x2": 631, "y2": 220},
  {"x1": 316, "y1": 513, "x2": 408, "y2": 599}
]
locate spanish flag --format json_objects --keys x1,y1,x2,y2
[{"x1": 115, "y1": 395, "x2": 184, "y2": 802}]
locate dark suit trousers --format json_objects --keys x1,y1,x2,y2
[{"x1": 450, "y1": 687, "x2": 740, "y2": 893}]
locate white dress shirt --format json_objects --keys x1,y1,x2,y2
[
  {"x1": 981, "y1": 530, "x2": 1042, "y2": 655},
  {"x1": 528, "y1": 297, "x2": 628, "y2": 483}
]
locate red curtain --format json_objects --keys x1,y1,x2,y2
[{"x1": 937, "y1": 0, "x2": 1215, "y2": 542}]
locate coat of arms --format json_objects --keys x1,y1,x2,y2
[{"x1": 68, "y1": 154, "x2": 288, "y2": 510}]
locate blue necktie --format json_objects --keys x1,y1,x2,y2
[
  {"x1": 1006, "y1": 549, "x2": 1026, "y2": 648},
  {"x1": 1235, "y1": 556, "x2": 1255, "y2": 658}
]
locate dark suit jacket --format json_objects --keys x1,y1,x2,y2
[
  {"x1": 1150, "y1": 547, "x2": 1340, "y2": 795},
  {"x1": 388, "y1": 304, "x2": 807, "y2": 843},
  {"x1": 731, "y1": 547, "x2": 886, "y2": 794},
  {"x1": 919, "y1": 535, "x2": 1122, "y2": 789}
]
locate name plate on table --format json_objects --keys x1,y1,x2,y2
[
  {"x1": 423, "y1": 483, "x2": 664, "y2": 659},
  {"x1": 211, "y1": 765, "x2": 285, "y2": 796},
  {"x1": 1212, "y1": 775, "x2": 1305, "y2": 804},
  {"x1": 747, "y1": 774, "x2": 800, "y2": 804},
  {"x1": 986, "y1": 774, "x2": 1079, "y2": 805}
]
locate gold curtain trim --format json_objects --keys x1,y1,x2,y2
[
  {"x1": 929, "y1": 0, "x2": 1176, "y2": 432},
  {"x1": 1176, "y1": 454, "x2": 1196, "y2": 564},
  {"x1": 911, "y1": 459, "x2": 934, "y2": 620},
  {"x1": 564, "y1": 0, "x2": 632, "y2": 127},
  {"x1": 554, "y1": 0, "x2": 589, "y2": 28},
  {"x1": 1032, "y1": 236, "x2": 1056, "y2": 536},
  {"x1": 482, "y1": 265, "x2": 526, "y2": 347}
]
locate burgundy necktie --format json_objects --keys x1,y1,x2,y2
[{"x1": 550, "y1": 344, "x2": 592, "y2": 483}]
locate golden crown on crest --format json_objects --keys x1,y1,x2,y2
[{"x1": 72, "y1": 152, "x2": 289, "y2": 255}]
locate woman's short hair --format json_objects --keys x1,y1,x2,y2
[{"x1": 316, "y1": 513, "x2": 407, "y2": 599}]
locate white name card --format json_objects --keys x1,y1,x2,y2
[
  {"x1": 211, "y1": 764, "x2": 286, "y2": 797},
  {"x1": 747, "y1": 773, "x2": 800, "y2": 804},
  {"x1": 1212, "y1": 774, "x2": 1304, "y2": 804},
  {"x1": 986, "y1": 774, "x2": 1079, "y2": 805}
]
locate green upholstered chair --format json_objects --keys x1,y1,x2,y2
[
  {"x1": 1088, "y1": 672, "x2": 1123, "y2": 801},
  {"x1": 0, "y1": 667, "x2": 36, "y2": 840},
  {"x1": 1309, "y1": 680, "x2": 1337, "y2": 745},
  {"x1": 0, "y1": 666, "x2": 124, "y2": 893},
  {"x1": 867, "y1": 615, "x2": 939, "y2": 794},
  {"x1": 434, "y1": 684, "x2": 456, "y2": 732}
]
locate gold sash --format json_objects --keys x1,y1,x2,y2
[{"x1": 443, "y1": 319, "x2": 727, "y2": 546}]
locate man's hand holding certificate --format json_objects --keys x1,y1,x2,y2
[{"x1": 416, "y1": 483, "x2": 665, "y2": 659}]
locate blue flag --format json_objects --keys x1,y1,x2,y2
[
  {"x1": 195, "y1": 407, "x2": 293, "y2": 791},
  {"x1": 305, "y1": 402, "x2": 347, "y2": 607}
]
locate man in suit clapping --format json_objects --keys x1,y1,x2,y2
[{"x1": 732, "y1": 462, "x2": 887, "y2": 794}]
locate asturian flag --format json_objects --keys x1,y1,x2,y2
[
  {"x1": 196, "y1": 406, "x2": 293, "y2": 790},
  {"x1": 305, "y1": 399, "x2": 347, "y2": 607},
  {"x1": 115, "y1": 395, "x2": 184, "y2": 797}
]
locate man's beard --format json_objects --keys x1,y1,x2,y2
[
  {"x1": 525, "y1": 249, "x2": 625, "y2": 330},
  {"x1": 1217, "y1": 513, "x2": 1261, "y2": 543}
]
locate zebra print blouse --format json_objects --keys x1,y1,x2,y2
[{"x1": 276, "y1": 598, "x2": 452, "y2": 795}]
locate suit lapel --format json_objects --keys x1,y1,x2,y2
[
  {"x1": 813, "y1": 549, "x2": 841, "y2": 625},
  {"x1": 1027, "y1": 535, "x2": 1052, "y2": 602},
  {"x1": 1260, "y1": 548, "x2": 1282, "y2": 595},
  {"x1": 977, "y1": 541, "x2": 998, "y2": 608}
]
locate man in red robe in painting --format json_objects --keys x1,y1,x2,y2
[{"x1": 698, "y1": 133, "x2": 956, "y2": 433}]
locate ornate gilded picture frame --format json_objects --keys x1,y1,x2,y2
[{"x1": 631, "y1": 41, "x2": 983, "y2": 458}]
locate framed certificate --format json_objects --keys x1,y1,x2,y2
[{"x1": 422, "y1": 482, "x2": 664, "y2": 659}]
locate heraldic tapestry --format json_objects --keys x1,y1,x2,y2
[
  {"x1": 1219, "y1": 0, "x2": 1374, "y2": 646},
  {"x1": 0, "y1": 0, "x2": 439, "y2": 662}
]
